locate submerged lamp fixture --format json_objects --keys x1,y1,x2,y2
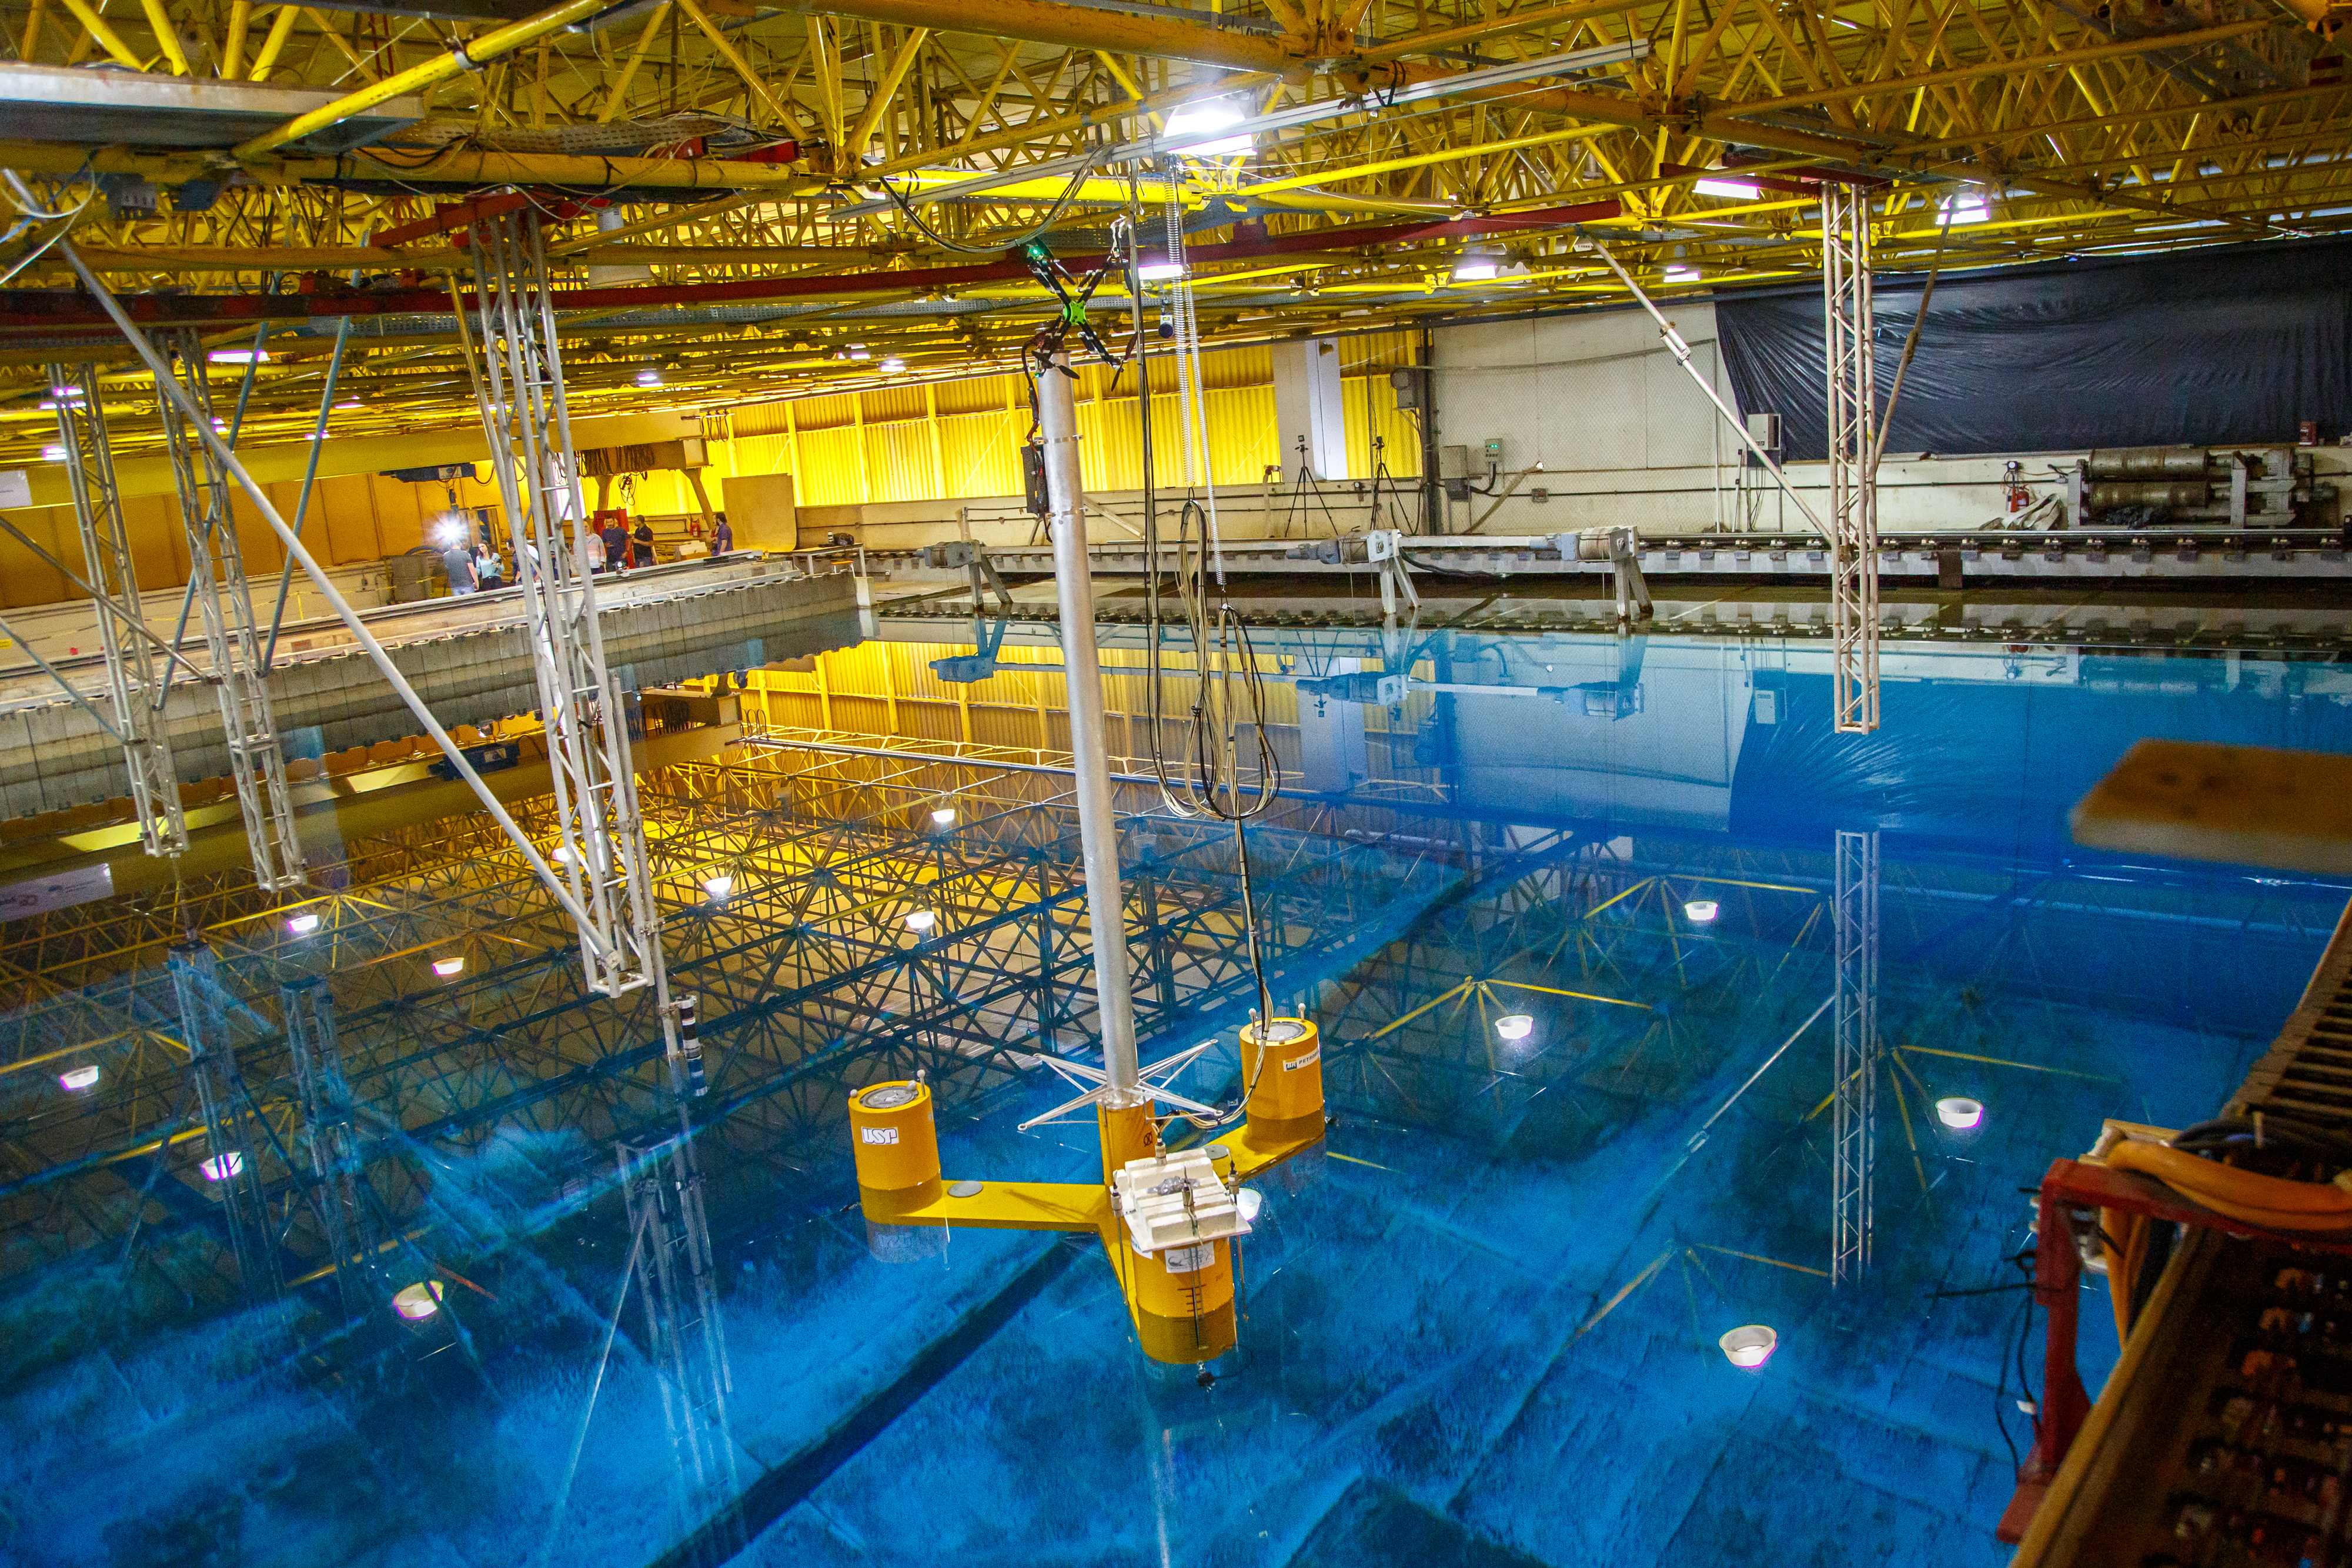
[
  {"x1": 1684, "y1": 899, "x2": 1720, "y2": 923},
  {"x1": 58, "y1": 1064, "x2": 99, "y2": 1092},
  {"x1": 1719, "y1": 1324, "x2": 1778, "y2": 1369},
  {"x1": 41, "y1": 444, "x2": 66, "y2": 462},
  {"x1": 392, "y1": 1281, "x2": 445, "y2": 1321},
  {"x1": 931, "y1": 805, "x2": 957, "y2": 827},
  {"x1": 287, "y1": 912, "x2": 322, "y2": 935},
  {"x1": 432, "y1": 955, "x2": 466, "y2": 978},
  {"x1": 905, "y1": 909, "x2": 938, "y2": 934},
  {"x1": 1494, "y1": 1014, "x2": 1535, "y2": 1042},
  {"x1": 200, "y1": 1151, "x2": 245, "y2": 1182},
  {"x1": 880, "y1": 356, "x2": 906, "y2": 374},
  {"x1": 1936, "y1": 1097, "x2": 1985, "y2": 1131}
]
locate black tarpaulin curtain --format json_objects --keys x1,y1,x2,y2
[{"x1": 1713, "y1": 237, "x2": 2352, "y2": 459}]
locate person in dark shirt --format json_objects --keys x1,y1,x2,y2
[
  {"x1": 441, "y1": 543, "x2": 477, "y2": 594},
  {"x1": 711, "y1": 512, "x2": 734, "y2": 554},
  {"x1": 632, "y1": 518, "x2": 655, "y2": 568},
  {"x1": 600, "y1": 517, "x2": 630, "y2": 573}
]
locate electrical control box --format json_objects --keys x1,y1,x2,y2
[
  {"x1": 1482, "y1": 437, "x2": 1505, "y2": 463},
  {"x1": 1438, "y1": 444, "x2": 1471, "y2": 480},
  {"x1": 1388, "y1": 365, "x2": 1429, "y2": 410},
  {"x1": 1020, "y1": 442, "x2": 1050, "y2": 517}
]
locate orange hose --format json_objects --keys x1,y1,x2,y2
[{"x1": 2109, "y1": 1141, "x2": 2352, "y2": 1213}]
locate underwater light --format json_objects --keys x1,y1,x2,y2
[
  {"x1": 287, "y1": 912, "x2": 321, "y2": 935},
  {"x1": 392, "y1": 1281, "x2": 445, "y2": 1320},
  {"x1": 58, "y1": 1064, "x2": 99, "y2": 1092},
  {"x1": 41, "y1": 443, "x2": 66, "y2": 462},
  {"x1": 1719, "y1": 1323, "x2": 1778, "y2": 1369},
  {"x1": 200, "y1": 1151, "x2": 245, "y2": 1182},
  {"x1": 1137, "y1": 257, "x2": 1188, "y2": 282},
  {"x1": 931, "y1": 805, "x2": 956, "y2": 827},
  {"x1": 1683, "y1": 899, "x2": 1720, "y2": 923},
  {"x1": 905, "y1": 909, "x2": 937, "y2": 933},
  {"x1": 1494, "y1": 1014, "x2": 1535, "y2": 1042},
  {"x1": 432, "y1": 955, "x2": 466, "y2": 977},
  {"x1": 703, "y1": 874, "x2": 734, "y2": 900},
  {"x1": 1936, "y1": 1097, "x2": 1984, "y2": 1131}
]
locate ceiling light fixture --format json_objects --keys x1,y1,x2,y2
[
  {"x1": 1936, "y1": 1097, "x2": 1984, "y2": 1130},
  {"x1": 1162, "y1": 99, "x2": 1253, "y2": 158},
  {"x1": 200, "y1": 1151, "x2": 245, "y2": 1181},
  {"x1": 635, "y1": 369, "x2": 662, "y2": 386},
  {"x1": 1684, "y1": 899, "x2": 1720, "y2": 922},
  {"x1": 432, "y1": 955, "x2": 466, "y2": 977},
  {"x1": 904, "y1": 909, "x2": 937, "y2": 933},
  {"x1": 1451, "y1": 244, "x2": 1503, "y2": 281},
  {"x1": 287, "y1": 912, "x2": 321, "y2": 935},
  {"x1": 1136, "y1": 256, "x2": 1187, "y2": 282},
  {"x1": 1695, "y1": 177, "x2": 1760, "y2": 200},
  {"x1": 848, "y1": 343, "x2": 871, "y2": 361},
  {"x1": 931, "y1": 805, "x2": 957, "y2": 827},
  {"x1": 1720, "y1": 1324, "x2": 1778, "y2": 1369},
  {"x1": 880, "y1": 356, "x2": 906, "y2": 374},
  {"x1": 41, "y1": 444, "x2": 66, "y2": 462},
  {"x1": 1663, "y1": 264, "x2": 1702, "y2": 285},
  {"x1": 58, "y1": 1064, "x2": 99, "y2": 1092},
  {"x1": 208, "y1": 348, "x2": 269, "y2": 365},
  {"x1": 1494, "y1": 1014, "x2": 1535, "y2": 1042},
  {"x1": 703, "y1": 874, "x2": 735, "y2": 900}
]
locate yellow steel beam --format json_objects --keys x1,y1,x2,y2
[{"x1": 56, "y1": 0, "x2": 143, "y2": 69}]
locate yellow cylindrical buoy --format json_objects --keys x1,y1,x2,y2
[
  {"x1": 847, "y1": 1079, "x2": 941, "y2": 1214},
  {"x1": 1097, "y1": 1095, "x2": 1160, "y2": 1186},
  {"x1": 1240, "y1": 1017, "x2": 1324, "y2": 1145},
  {"x1": 1126, "y1": 1237, "x2": 1237, "y2": 1365}
]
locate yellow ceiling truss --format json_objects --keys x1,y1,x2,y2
[{"x1": 0, "y1": 0, "x2": 2340, "y2": 462}]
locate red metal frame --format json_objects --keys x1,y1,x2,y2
[{"x1": 1996, "y1": 1156, "x2": 2352, "y2": 1543}]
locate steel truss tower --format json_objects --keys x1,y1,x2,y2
[
  {"x1": 1823, "y1": 183, "x2": 1881, "y2": 735},
  {"x1": 1831, "y1": 828, "x2": 1879, "y2": 1286},
  {"x1": 453, "y1": 209, "x2": 663, "y2": 1005},
  {"x1": 48, "y1": 361, "x2": 187, "y2": 857},
  {"x1": 283, "y1": 978, "x2": 393, "y2": 1323},
  {"x1": 169, "y1": 941, "x2": 282, "y2": 1300},
  {"x1": 153, "y1": 330, "x2": 306, "y2": 889}
]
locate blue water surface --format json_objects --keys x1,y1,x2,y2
[{"x1": 2, "y1": 630, "x2": 2347, "y2": 1568}]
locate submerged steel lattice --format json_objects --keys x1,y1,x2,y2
[{"x1": 1832, "y1": 828, "x2": 1879, "y2": 1286}]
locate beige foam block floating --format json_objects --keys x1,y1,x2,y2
[{"x1": 2070, "y1": 740, "x2": 2352, "y2": 875}]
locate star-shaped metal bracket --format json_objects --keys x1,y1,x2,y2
[{"x1": 1016, "y1": 1040, "x2": 1225, "y2": 1132}]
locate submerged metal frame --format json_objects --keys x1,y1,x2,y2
[{"x1": 1831, "y1": 827, "x2": 1879, "y2": 1286}]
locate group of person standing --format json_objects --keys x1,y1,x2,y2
[{"x1": 438, "y1": 510, "x2": 737, "y2": 595}]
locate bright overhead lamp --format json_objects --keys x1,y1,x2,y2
[
  {"x1": 200, "y1": 1151, "x2": 245, "y2": 1182},
  {"x1": 432, "y1": 955, "x2": 466, "y2": 978},
  {"x1": 208, "y1": 348, "x2": 269, "y2": 364},
  {"x1": 1683, "y1": 899, "x2": 1720, "y2": 922},
  {"x1": 904, "y1": 909, "x2": 937, "y2": 933},
  {"x1": 1162, "y1": 99, "x2": 1252, "y2": 158},
  {"x1": 931, "y1": 805, "x2": 957, "y2": 827},
  {"x1": 880, "y1": 356, "x2": 906, "y2": 374},
  {"x1": 1662, "y1": 264, "x2": 1702, "y2": 285},
  {"x1": 286, "y1": 912, "x2": 322, "y2": 935},
  {"x1": 49, "y1": 382, "x2": 82, "y2": 397},
  {"x1": 334, "y1": 398, "x2": 363, "y2": 409},
  {"x1": 703, "y1": 874, "x2": 735, "y2": 900},
  {"x1": 58, "y1": 1064, "x2": 99, "y2": 1092},
  {"x1": 1936, "y1": 1097, "x2": 1984, "y2": 1130},
  {"x1": 1494, "y1": 1014, "x2": 1535, "y2": 1042},
  {"x1": 40, "y1": 444, "x2": 66, "y2": 462},
  {"x1": 552, "y1": 843, "x2": 575, "y2": 864},
  {"x1": 1695, "y1": 177, "x2": 1760, "y2": 200},
  {"x1": 1720, "y1": 1324, "x2": 1778, "y2": 1369},
  {"x1": 392, "y1": 1281, "x2": 445, "y2": 1321},
  {"x1": 1136, "y1": 256, "x2": 1187, "y2": 282},
  {"x1": 1942, "y1": 190, "x2": 1991, "y2": 226},
  {"x1": 1451, "y1": 245, "x2": 1503, "y2": 282},
  {"x1": 635, "y1": 369, "x2": 662, "y2": 386},
  {"x1": 848, "y1": 343, "x2": 871, "y2": 361}
]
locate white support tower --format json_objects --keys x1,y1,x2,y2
[
  {"x1": 48, "y1": 360, "x2": 186, "y2": 857},
  {"x1": 283, "y1": 979, "x2": 393, "y2": 1324},
  {"x1": 170, "y1": 941, "x2": 282, "y2": 1301},
  {"x1": 153, "y1": 331, "x2": 306, "y2": 890},
  {"x1": 1831, "y1": 828, "x2": 1879, "y2": 1286},
  {"x1": 455, "y1": 208, "x2": 662, "y2": 1002},
  {"x1": 1822, "y1": 183, "x2": 1881, "y2": 735}
]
